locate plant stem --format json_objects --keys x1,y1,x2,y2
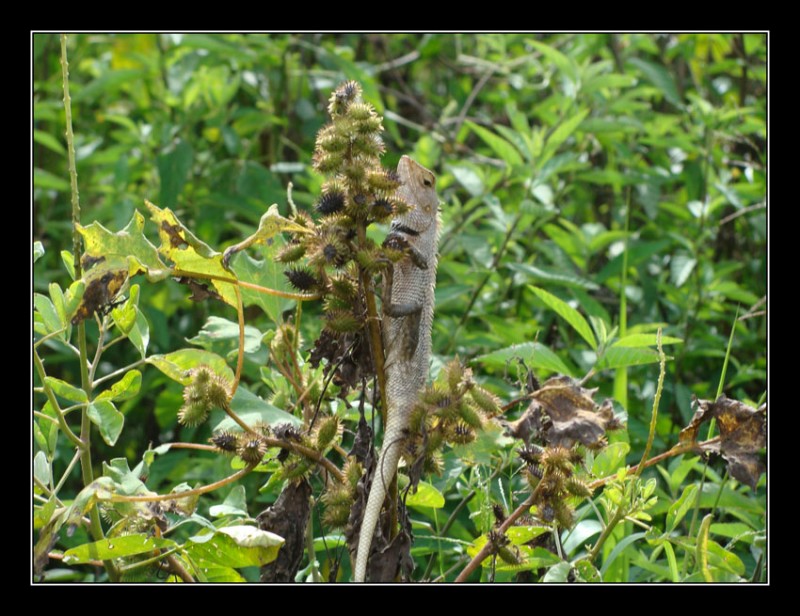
[
  {"x1": 33, "y1": 349, "x2": 83, "y2": 449},
  {"x1": 454, "y1": 472, "x2": 546, "y2": 583},
  {"x1": 636, "y1": 328, "x2": 665, "y2": 476},
  {"x1": 107, "y1": 464, "x2": 256, "y2": 503},
  {"x1": 61, "y1": 33, "x2": 119, "y2": 582},
  {"x1": 588, "y1": 505, "x2": 626, "y2": 564}
]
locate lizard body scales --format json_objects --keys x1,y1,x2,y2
[{"x1": 353, "y1": 156, "x2": 440, "y2": 582}]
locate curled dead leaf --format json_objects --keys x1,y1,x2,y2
[{"x1": 680, "y1": 395, "x2": 766, "y2": 489}]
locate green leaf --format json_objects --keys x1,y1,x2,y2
[
  {"x1": 209, "y1": 485, "x2": 249, "y2": 518},
  {"x1": 474, "y1": 341, "x2": 576, "y2": 377},
  {"x1": 600, "y1": 531, "x2": 647, "y2": 577},
  {"x1": 147, "y1": 349, "x2": 234, "y2": 385},
  {"x1": 596, "y1": 346, "x2": 664, "y2": 370},
  {"x1": 405, "y1": 480, "x2": 445, "y2": 509},
  {"x1": 34, "y1": 168, "x2": 70, "y2": 191},
  {"x1": 229, "y1": 247, "x2": 291, "y2": 326},
  {"x1": 592, "y1": 441, "x2": 630, "y2": 477},
  {"x1": 44, "y1": 376, "x2": 88, "y2": 403},
  {"x1": 127, "y1": 310, "x2": 150, "y2": 358},
  {"x1": 529, "y1": 285, "x2": 597, "y2": 349},
  {"x1": 542, "y1": 560, "x2": 571, "y2": 582},
  {"x1": 96, "y1": 370, "x2": 142, "y2": 402},
  {"x1": 670, "y1": 255, "x2": 697, "y2": 288},
  {"x1": 87, "y1": 400, "x2": 125, "y2": 446},
  {"x1": 466, "y1": 121, "x2": 524, "y2": 167},
  {"x1": 186, "y1": 527, "x2": 283, "y2": 568},
  {"x1": 528, "y1": 40, "x2": 578, "y2": 85},
  {"x1": 145, "y1": 200, "x2": 238, "y2": 306},
  {"x1": 539, "y1": 108, "x2": 590, "y2": 168},
  {"x1": 507, "y1": 263, "x2": 599, "y2": 291},
  {"x1": 663, "y1": 540, "x2": 680, "y2": 582},
  {"x1": 109, "y1": 284, "x2": 139, "y2": 335},
  {"x1": 61, "y1": 250, "x2": 76, "y2": 280},
  {"x1": 33, "y1": 129, "x2": 66, "y2": 155},
  {"x1": 214, "y1": 386, "x2": 301, "y2": 431},
  {"x1": 73, "y1": 68, "x2": 144, "y2": 102},
  {"x1": 612, "y1": 334, "x2": 683, "y2": 348},
  {"x1": 667, "y1": 483, "x2": 699, "y2": 531},
  {"x1": 627, "y1": 57, "x2": 682, "y2": 107},
  {"x1": 62, "y1": 534, "x2": 176, "y2": 565},
  {"x1": 34, "y1": 294, "x2": 62, "y2": 335},
  {"x1": 562, "y1": 519, "x2": 603, "y2": 556},
  {"x1": 706, "y1": 540, "x2": 745, "y2": 576},
  {"x1": 506, "y1": 526, "x2": 549, "y2": 545},
  {"x1": 34, "y1": 241, "x2": 45, "y2": 262},
  {"x1": 34, "y1": 451, "x2": 51, "y2": 486},
  {"x1": 77, "y1": 210, "x2": 166, "y2": 276},
  {"x1": 157, "y1": 139, "x2": 193, "y2": 208},
  {"x1": 447, "y1": 164, "x2": 484, "y2": 197},
  {"x1": 188, "y1": 315, "x2": 263, "y2": 354}
]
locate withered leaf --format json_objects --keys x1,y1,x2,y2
[
  {"x1": 71, "y1": 267, "x2": 129, "y2": 325},
  {"x1": 521, "y1": 376, "x2": 621, "y2": 449},
  {"x1": 257, "y1": 478, "x2": 312, "y2": 582},
  {"x1": 680, "y1": 396, "x2": 766, "y2": 489}
]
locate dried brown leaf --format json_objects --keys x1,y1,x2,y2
[
  {"x1": 680, "y1": 396, "x2": 766, "y2": 489},
  {"x1": 257, "y1": 479, "x2": 312, "y2": 582}
]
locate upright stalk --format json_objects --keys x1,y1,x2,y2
[{"x1": 60, "y1": 33, "x2": 119, "y2": 582}]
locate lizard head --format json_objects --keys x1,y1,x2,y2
[{"x1": 396, "y1": 155, "x2": 439, "y2": 232}]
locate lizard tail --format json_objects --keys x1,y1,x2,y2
[{"x1": 353, "y1": 422, "x2": 405, "y2": 582}]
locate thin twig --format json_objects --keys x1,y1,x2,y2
[{"x1": 719, "y1": 202, "x2": 766, "y2": 226}]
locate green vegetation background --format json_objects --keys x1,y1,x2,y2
[{"x1": 33, "y1": 33, "x2": 766, "y2": 582}]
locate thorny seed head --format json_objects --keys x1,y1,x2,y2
[{"x1": 210, "y1": 430, "x2": 238, "y2": 453}]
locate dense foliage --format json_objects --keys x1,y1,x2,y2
[{"x1": 33, "y1": 33, "x2": 766, "y2": 583}]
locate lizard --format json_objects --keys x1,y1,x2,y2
[{"x1": 353, "y1": 155, "x2": 440, "y2": 583}]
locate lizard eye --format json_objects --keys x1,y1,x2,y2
[{"x1": 423, "y1": 178, "x2": 433, "y2": 187}]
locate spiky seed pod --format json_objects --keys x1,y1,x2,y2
[
  {"x1": 237, "y1": 436, "x2": 267, "y2": 465},
  {"x1": 540, "y1": 447, "x2": 574, "y2": 474},
  {"x1": 458, "y1": 400, "x2": 485, "y2": 429},
  {"x1": 324, "y1": 310, "x2": 362, "y2": 335},
  {"x1": 352, "y1": 133, "x2": 385, "y2": 159},
  {"x1": 346, "y1": 102, "x2": 372, "y2": 121},
  {"x1": 518, "y1": 444, "x2": 544, "y2": 465},
  {"x1": 343, "y1": 459, "x2": 363, "y2": 491},
  {"x1": 468, "y1": 385, "x2": 502, "y2": 417},
  {"x1": 252, "y1": 422, "x2": 272, "y2": 437},
  {"x1": 497, "y1": 543, "x2": 523, "y2": 566},
  {"x1": 342, "y1": 159, "x2": 367, "y2": 186},
  {"x1": 210, "y1": 430, "x2": 238, "y2": 453},
  {"x1": 312, "y1": 149, "x2": 344, "y2": 175},
  {"x1": 355, "y1": 248, "x2": 388, "y2": 275},
  {"x1": 321, "y1": 483, "x2": 353, "y2": 529},
  {"x1": 427, "y1": 427, "x2": 445, "y2": 452},
  {"x1": 285, "y1": 267, "x2": 319, "y2": 292},
  {"x1": 316, "y1": 190, "x2": 347, "y2": 216},
  {"x1": 525, "y1": 468, "x2": 541, "y2": 490},
  {"x1": 316, "y1": 125, "x2": 349, "y2": 154},
  {"x1": 540, "y1": 503, "x2": 555, "y2": 523},
  {"x1": 424, "y1": 451, "x2": 445, "y2": 476},
  {"x1": 420, "y1": 384, "x2": 450, "y2": 406},
  {"x1": 408, "y1": 403, "x2": 430, "y2": 434},
  {"x1": 329, "y1": 274, "x2": 357, "y2": 301},
  {"x1": 328, "y1": 80, "x2": 361, "y2": 115},
  {"x1": 370, "y1": 197, "x2": 394, "y2": 222},
  {"x1": 282, "y1": 458, "x2": 313, "y2": 481},
  {"x1": 553, "y1": 501, "x2": 574, "y2": 529},
  {"x1": 568, "y1": 447, "x2": 585, "y2": 465},
  {"x1": 367, "y1": 170, "x2": 401, "y2": 193},
  {"x1": 177, "y1": 399, "x2": 210, "y2": 427},
  {"x1": 276, "y1": 242, "x2": 307, "y2": 264},
  {"x1": 445, "y1": 358, "x2": 464, "y2": 393},
  {"x1": 565, "y1": 476, "x2": 593, "y2": 499},
  {"x1": 315, "y1": 415, "x2": 341, "y2": 451},
  {"x1": 449, "y1": 421, "x2": 476, "y2": 445}
]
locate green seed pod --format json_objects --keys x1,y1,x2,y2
[
  {"x1": 237, "y1": 437, "x2": 267, "y2": 465},
  {"x1": 468, "y1": 385, "x2": 502, "y2": 417},
  {"x1": 344, "y1": 459, "x2": 363, "y2": 491},
  {"x1": 276, "y1": 242, "x2": 307, "y2": 264},
  {"x1": 565, "y1": 476, "x2": 593, "y2": 499},
  {"x1": 347, "y1": 101, "x2": 376, "y2": 122},
  {"x1": 497, "y1": 543, "x2": 523, "y2": 566},
  {"x1": 458, "y1": 400, "x2": 485, "y2": 429},
  {"x1": 325, "y1": 310, "x2": 362, "y2": 334},
  {"x1": 445, "y1": 358, "x2": 464, "y2": 393},
  {"x1": 315, "y1": 415, "x2": 341, "y2": 451}
]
